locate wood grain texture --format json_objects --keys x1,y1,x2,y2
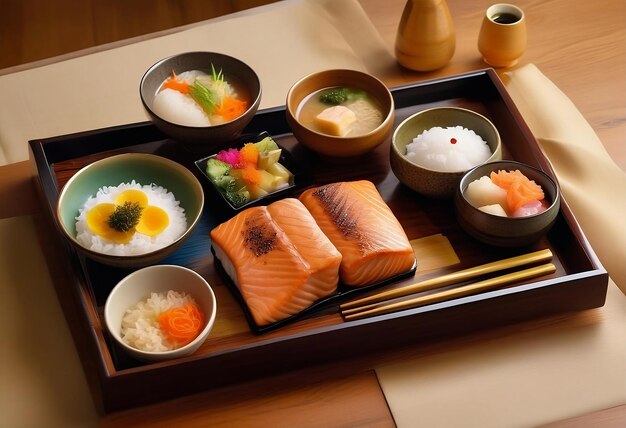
[
  {"x1": 359, "y1": 0, "x2": 626, "y2": 171},
  {"x1": 0, "y1": 161, "x2": 39, "y2": 218},
  {"x1": 0, "y1": 0, "x2": 280, "y2": 69},
  {"x1": 1, "y1": 0, "x2": 624, "y2": 426},
  {"x1": 28, "y1": 72, "x2": 608, "y2": 414},
  {"x1": 538, "y1": 404, "x2": 626, "y2": 428},
  {"x1": 101, "y1": 371, "x2": 395, "y2": 428},
  {"x1": 1, "y1": 0, "x2": 622, "y2": 169},
  {"x1": 0, "y1": 152, "x2": 619, "y2": 426}
]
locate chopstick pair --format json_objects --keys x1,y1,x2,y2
[{"x1": 340, "y1": 249, "x2": 556, "y2": 321}]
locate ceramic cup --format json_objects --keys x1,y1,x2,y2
[{"x1": 478, "y1": 3, "x2": 527, "y2": 68}]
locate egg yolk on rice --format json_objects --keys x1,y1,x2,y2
[{"x1": 86, "y1": 189, "x2": 169, "y2": 243}]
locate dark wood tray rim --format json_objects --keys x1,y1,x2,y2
[{"x1": 28, "y1": 68, "x2": 609, "y2": 413}]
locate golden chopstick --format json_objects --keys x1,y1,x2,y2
[
  {"x1": 342, "y1": 262, "x2": 557, "y2": 321},
  {"x1": 339, "y1": 248, "x2": 553, "y2": 312}
]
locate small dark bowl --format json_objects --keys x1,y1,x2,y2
[
  {"x1": 194, "y1": 132, "x2": 310, "y2": 211},
  {"x1": 140, "y1": 51, "x2": 261, "y2": 153},
  {"x1": 455, "y1": 160, "x2": 560, "y2": 247}
]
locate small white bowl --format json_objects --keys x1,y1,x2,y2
[{"x1": 104, "y1": 265, "x2": 217, "y2": 362}]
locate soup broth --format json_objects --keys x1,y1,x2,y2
[
  {"x1": 153, "y1": 69, "x2": 251, "y2": 127},
  {"x1": 297, "y1": 87, "x2": 384, "y2": 137}
]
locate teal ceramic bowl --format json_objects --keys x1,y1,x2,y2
[{"x1": 56, "y1": 153, "x2": 204, "y2": 268}]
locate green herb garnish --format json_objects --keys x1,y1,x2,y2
[
  {"x1": 211, "y1": 64, "x2": 224, "y2": 83},
  {"x1": 319, "y1": 87, "x2": 366, "y2": 105},
  {"x1": 107, "y1": 202, "x2": 143, "y2": 232},
  {"x1": 189, "y1": 80, "x2": 218, "y2": 115},
  {"x1": 320, "y1": 87, "x2": 349, "y2": 105}
]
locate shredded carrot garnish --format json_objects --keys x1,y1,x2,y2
[
  {"x1": 162, "y1": 72, "x2": 190, "y2": 94},
  {"x1": 158, "y1": 303, "x2": 204, "y2": 346},
  {"x1": 214, "y1": 96, "x2": 248, "y2": 122},
  {"x1": 491, "y1": 169, "x2": 544, "y2": 213}
]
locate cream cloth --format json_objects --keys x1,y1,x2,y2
[
  {"x1": 503, "y1": 64, "x2": 626, "y2": 293},
  {"x1": 378, "y1": 282, "x2": 626, "y2": 428},
  {"x1": 377, "y1": 64, "x2": 626, "y2": 428},
  {"x1": 0, "y1": 0, "x2": 397, "y2": 166},
  {"x1": 0, "y1": 216, "x2": 98, "y2": 427}
]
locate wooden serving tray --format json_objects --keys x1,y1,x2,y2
[{"x1": 29, "y1": 69, "x2": 608, "y2": 413}]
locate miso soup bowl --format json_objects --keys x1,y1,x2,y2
[
  {"x1": 140, "y1": 51, "x2": 261, "y2": 153},
  {"x1": 390, "y1": 107, "x2": 502, "y2": 198},
  {"x1": 455, "y1": 160, "x2": 560, "y2": 247},
  {"x1": 56, "y1": 153, "x2": 204, "y2": 269},
  {"x1": 104, "y1": 265, "x2": 217, "y2": 362},
  {"x1": 285, "y1": 69, "x2": 395, "y2": 157}
]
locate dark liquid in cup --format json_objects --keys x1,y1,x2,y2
[{"x1": 491, "y1": 12, "x2": 520, "y2": 24}]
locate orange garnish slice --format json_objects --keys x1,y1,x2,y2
[{"x1": 158, "y1": 303, "x2": 205, "y2": 346}]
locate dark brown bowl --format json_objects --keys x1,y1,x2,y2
[
  {"x1": 140, "y1": 51, "x2": 261, "y2": 153},
  {"x1": 455, "y1": 160, "x2": 560, "y2": 247}
]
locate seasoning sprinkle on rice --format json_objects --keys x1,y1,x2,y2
[{"x1": 75, "y1": 181, "x2": 187, "y2": 256}]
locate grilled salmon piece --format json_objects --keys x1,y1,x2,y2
[
  {"x1": 210, "y1": 198, "x2": 342, "y2": 326},
  {"x1": 299, "y1": 180, "x2": 415, "y2": 286}
]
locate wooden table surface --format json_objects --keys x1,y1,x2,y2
[{"x1": 1, "y1": 0, "x2": 624, "y2": 426}]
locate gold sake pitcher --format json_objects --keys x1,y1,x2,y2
[{"x1": 395, "y1": 0, "x2": 456, "y2": 71}]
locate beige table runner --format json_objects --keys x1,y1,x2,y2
[{"x1": 0, "y1": 216, "x2": 98, "y2": 427}]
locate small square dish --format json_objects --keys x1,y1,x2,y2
[{"x1": 195, "y1": 131, "x2": 310, "y2": 210}]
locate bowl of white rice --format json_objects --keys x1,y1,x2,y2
[
  {"x1": 390, "y1": 107, "x2": 502, "y2": 198},
  {"x1": 56, "y1": 153, "x2": 204, "y2": 268},
  {"x1": 104, "y1": 265, "x2": 217, "y2": 362}
]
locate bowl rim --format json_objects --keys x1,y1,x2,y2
[
  {"x1": 391, "y1": 106, "x2": 502, "y2": 173},
  {"x1": 55, "y1": 153, "x2": 205, "y2": 262},
  {"x1": 103, "y1": 264, "x2": 217, "y2": 358},
  {"x1": 139, "y1": 51, "x2": 262, "y2": 130},
  {"x1": 457, "y1": 159, "x2": 561, "y2": 220},
  {"x1": 285, "y1": 68, "x2": 395, "y2": 140}
]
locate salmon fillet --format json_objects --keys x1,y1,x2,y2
[
  {"x1": 210, "y1": 198, "x2": 342, "y2": 326},
  {"x1": 299, "y1": 180, "x2": 415, "y2": 286}
]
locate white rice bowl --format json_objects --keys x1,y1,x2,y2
[
  {"x1": 405, "y1": 126, "x2": 492, "y2": 172},
  {"x1": 75, "y1": 181, "x2": 187, "y2": 256}
]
